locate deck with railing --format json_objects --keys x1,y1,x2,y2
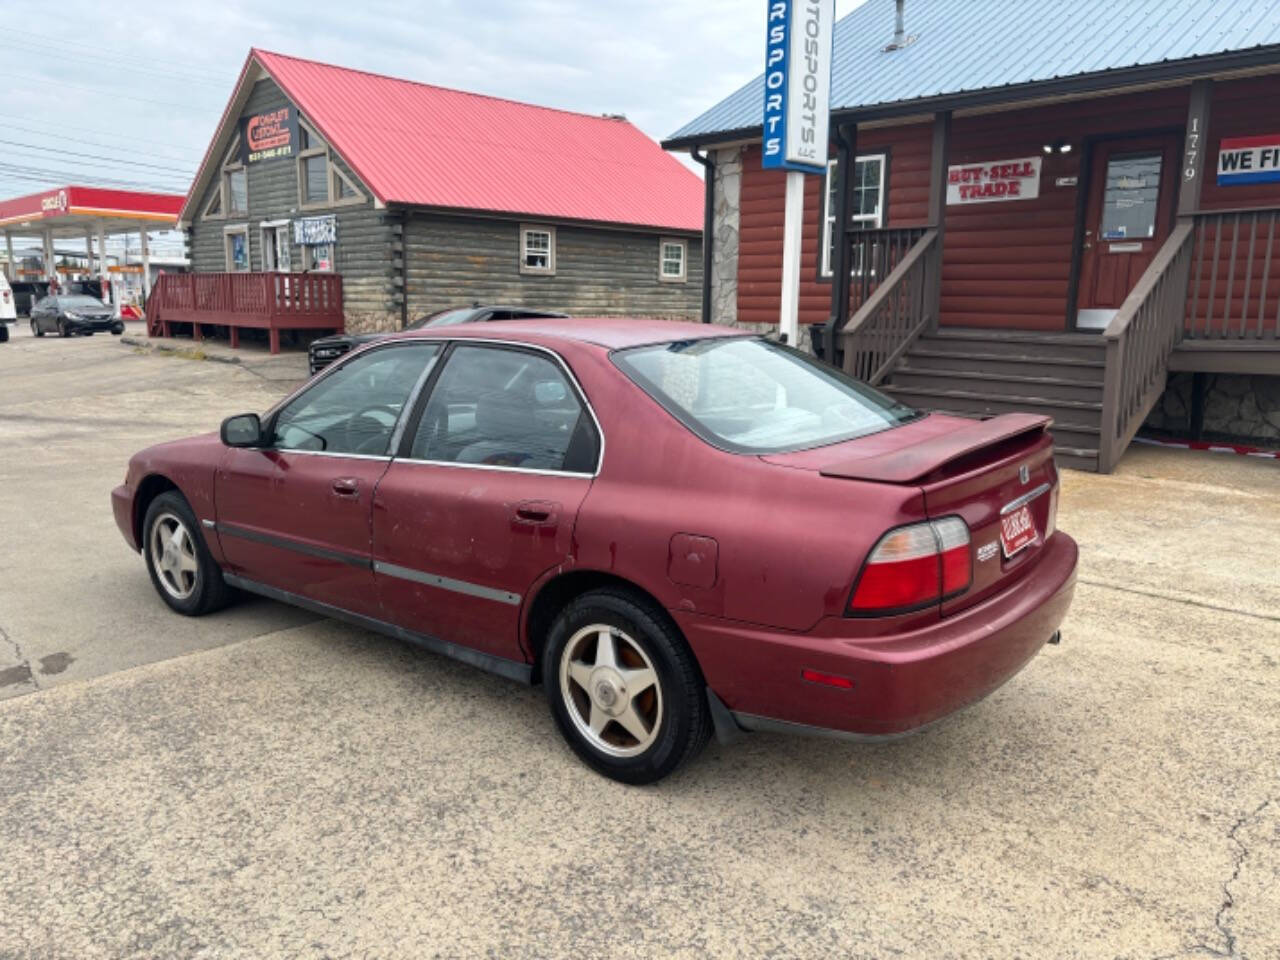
[{"x1": 146, "y1": 272, "x2": 344, "y2": 353}]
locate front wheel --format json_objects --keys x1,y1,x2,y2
[
  {"x1": 57, "y1": 320, "x2": 68, "y2": 338},
  {"x1": 543, "y1": 588, "x2": 712, "y2": 784},
  {"x1": 142, "y1": 491, "x2": 232, "y2": 616},
  {"x1": 32, "y1": 320, "x2": 44, "y2": 337}
]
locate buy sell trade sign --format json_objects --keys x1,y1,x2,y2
[{"x1": 1218, "y1": 135, "x2": 1280, "y2": 186}]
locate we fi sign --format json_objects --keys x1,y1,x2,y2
[{"x1": 762, "y1": 0, "x2": 835, "y2": 174}]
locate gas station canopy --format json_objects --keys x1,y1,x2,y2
[
  {"x1": 0, "y1": 185, "x2": 183, "y2": 237},
  {"x1": 0, "y1": 185, "x2": 185, "y2": 302}
]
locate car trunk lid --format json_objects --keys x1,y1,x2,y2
[{"x1": 763, "y1": 412, "x2": 1059, "y2": 615}]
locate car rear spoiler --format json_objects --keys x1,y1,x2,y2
[{"x1": 820, "y1": 414, "x2": 1052, "y2": 484}]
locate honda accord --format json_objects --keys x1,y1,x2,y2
[{"x1": 111, "y1": 319, "x2": 1077, "y2": 783}]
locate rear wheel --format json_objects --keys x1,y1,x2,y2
[
  {"x1": 142, "y1": 491, "x2": 232, "y2": 616},
  {"x1": 543, "y1": 588, "x2": 712, "y2": 784}
]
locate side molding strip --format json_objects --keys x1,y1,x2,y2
[
  {"x1": 216, "y1": 522, "x2": 368, "y2": 569},
  {"x1": 222, "y1": 573, "x2": 533, "y2": 685},
  {"x1": 373, "y1": 560, "x2": 521, "y2": 606}
]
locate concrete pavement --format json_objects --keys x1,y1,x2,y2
[{"x1": 0, "y1": 324, "x2": 1277, "y2": 958}]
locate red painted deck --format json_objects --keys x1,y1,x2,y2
[{"x1": 146, "y1": 273, "x2": 344, "y2": 353}]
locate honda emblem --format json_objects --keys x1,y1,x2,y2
[{"x1": 1019, "y1": 464, "x2": 1030, "y2": 484}]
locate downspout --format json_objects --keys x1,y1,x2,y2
[
  {"x1": 691, "y1": 147, "x2": 715, "y2": 323},
  {"x1": 822, "y1": 123, "x2": 855, "y2": 361}
]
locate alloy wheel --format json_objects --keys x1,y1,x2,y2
[
  {"x1": 149, "y1": 511, "x2": 199, "y2": 601},
  {"x1": 559, "y1": 624, "x2": 663, "y2": 757}
]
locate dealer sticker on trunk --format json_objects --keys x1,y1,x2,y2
[{"x1": 999, "y1": 504, "x2": 1037, "y2": 558}]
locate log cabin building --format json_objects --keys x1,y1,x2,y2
[
  {"x1": 159, "y1": 49, "x2": 704, "y2": 352},
  {"x1": 665, "y1": 0, "x2": 1280, "y2": 471}
]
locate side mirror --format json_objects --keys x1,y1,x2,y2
[{"x1": 220, "y1": 413, "x2": 267, "y2": 448}]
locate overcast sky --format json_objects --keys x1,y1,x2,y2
[{"x1": 0, "y1": 0, "x2": 869, "y2": 207}]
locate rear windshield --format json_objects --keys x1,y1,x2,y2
[{"x1": 613, "y1": 337, "x2": 919, "y2": 454}]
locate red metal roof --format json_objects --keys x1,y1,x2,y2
[
  {"x1": 0, "y1": 186, "x2": 183, "y2": 229},
  {"x1": 232, "y1": 49, "x2": 703, "y2": 232}
]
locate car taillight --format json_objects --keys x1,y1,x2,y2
[
  {"x1": 1045, "y1": 485, "x2": 1059, "y2": 540},
  {"x1": 848, "y1": 517, "x2": 972, "y2": 615}
]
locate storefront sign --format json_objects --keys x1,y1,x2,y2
[
  {"x1": 108, "y1": 264, "x2": 145, "y2": 274},
  {"x1": 947, "y1": 157, "x2": 1042, "y2": 204},
  {"x1": 761, "y1": 0, "x2": 835, "y2": 173},
  {"x1": 241, "y1": 106, "x2": 299, "y2": 164},
  {"x1": 40, "y1": 189, "x2": 68, "y2": 214},
  {"x1": 1217, "y1": 135, "x2": 1280, "y2": 186},
  {"x1": 293, "y1": 215, "x2": 336, "y2": 245}
]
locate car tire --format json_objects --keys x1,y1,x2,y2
[
  {"x1": 111, "y1": 324, "x2": 124, "y2": 336},
  {"x1": 142, "y1": 491, "x2": 233, "y2": 617},
  {"x1": 31, "y1": 320, "x2": 43, "y2": 337},
  {"x1": 542, "y1": 588, "x2": 712, "y2": 785},
  {"x1": 57, "y1": 320, "x2": 68, "y2": 338},
  {"x1": 0, "y1": 324, "x2": 8, "y2": 343}
]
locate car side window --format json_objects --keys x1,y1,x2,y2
[
  {"x1": 408, "y1": 344, "x2": 598, "y2": 473},
  {"x1": 271, "y1": 343, "x2": 440, "y2": 456}
]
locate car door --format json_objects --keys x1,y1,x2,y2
[
  {"x1": 372, "y1": 342, "x2": 601, "y2": 664},
  {"x1": 214, "y1": 341, "x2": 443, "y2": 619},
  {"x1": 31, "y1": 296, "x2": 52, "y2": 332}
]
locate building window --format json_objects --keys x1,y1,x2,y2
[
  {"x1": 520, "y1": 225, "x2": 555, "y2": 275},
  {"x1": 659, "y1": 238, "x2": 687, "y2": 282},
  {"x1": 298, "y1": 120, "x2": 329, "y2": 208},
  {"x1": 225, "y1": 168, "x2": 248, "y2": 215},
  {"x1": 204, "y1": 135, "x2": 243, "y2": 221},
  {"x1": 304, "y1": 243, "x2": 334, "y2": 272},
  {"x1": 821, "y1": 154, "x2": 886, "y2": 277},
  {"x1": 224, "y1": 226, "x2": 249, "y2": 272}
]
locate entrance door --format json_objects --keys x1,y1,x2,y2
[
  {"x1": 1076, "y1": 135, "x2": 1179, "y2": 330},
  {"x1": 261, "y1": 222, "x2": 291, "y2": 272}
]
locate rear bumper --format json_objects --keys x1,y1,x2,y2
[
  {"x1": 112, "y1": 484, "x2": 139, "y2": 551},
  {"x1": 676, "y1": 532, "x2": 1078, "y2": 738}
]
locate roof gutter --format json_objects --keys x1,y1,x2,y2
[
  {"x1": 690, "y1": 147, "x2": 714, "y2": 324},
  {"x1": 661, "y1": 44, "x2": 1280, "y2": 151}
]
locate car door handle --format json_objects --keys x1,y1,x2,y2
[
  {"x1": 331, "y1": 477, "x2": 361, "y2": 497},
  {"x1": 514, "y1": 500, "x2": 558, "y2": 525}
]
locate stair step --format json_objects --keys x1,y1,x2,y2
[
  {"x1": 884, "y1": 385, "x2": 1103, "y2": 419},
  {"x1": 915, "y1": 330, "x2": 1106, "y2": 363},
  {"x1": 905, "y1": 349, "x2": 1107, "y2": 383},
  {"x1": 891, "y1": 368, "x2": 1103, "y2": 403},
  {"x1": 1054, "y1": 446, "x2": 1101, "y2": 472}
]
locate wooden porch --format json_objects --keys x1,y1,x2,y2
[
  {"x1": 818, "y1": 88, "x2": 1280, "y2": 473},
  {"x1": 146, "y1": 272, "x2": 344, "y2": 353}
]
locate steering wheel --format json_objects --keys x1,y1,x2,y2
[{"x1": 342, "y1": 405, "x2": 398, "y2": 455}]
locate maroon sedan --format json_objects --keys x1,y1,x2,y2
[{"x1": 112, "y1": 319, "x2": 1077, "y2": 783}]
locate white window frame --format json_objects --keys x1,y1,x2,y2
[
  {"x1": 223, "y1": 224, "x2": 250, "y2": 272},
  {"x1": 821, "y1": 153, "x2": 887, "y2": 278},
  {"x1": 658, "y1": 237, "x2": 687, "y2": 283},
  {"x1": 203, "y1": 134, "x2": 243, "y2": 221},
  {"x1": 304, "y1": 242, "x2": 334, "y2": 272},
  {"x1": 520, "y1": 224, "x2": 556, "y2": 276},
  {"x1": 296, "y1": 118, "x2": 366, "y2": 210}
]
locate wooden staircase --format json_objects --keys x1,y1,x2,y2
[{"x1": 877, "y1": 329, "x2": 1107, "y2": 472}]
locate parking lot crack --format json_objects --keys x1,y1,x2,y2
[
  {"x1": 1168, "y1": 798, "x2": 1275, "y2": 960},
  {"x1": 0, "y1": 623, "x2": 38, "y2": 690},
  {"x1": 1078, "y1": 579, "x2": 1280, "y2": 624}
]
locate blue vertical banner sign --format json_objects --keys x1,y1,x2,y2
[{"x1": 762, "y1": 0, "x2": 836, "y2": 173}]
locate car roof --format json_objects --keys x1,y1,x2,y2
[{"x1": 397, "y1": 316, "x2": 748, "y2": 350}]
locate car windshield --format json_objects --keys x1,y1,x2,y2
[
  {"x1": 412, "y1": 308, "x2": 476, "y2": 329},
  {"x1": 59, "y1": 296, "x2": 106, "y2": 309},
  {"x1": 614, "y1": 337, "x2": 920, "y2": 454}
]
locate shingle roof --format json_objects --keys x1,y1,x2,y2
[
  {"x1": 667, "y1": 0, "x2": 1280, "y2": 145},
  {"x1": 184, "y1": 49, "x2": 704, "y2": 232}
]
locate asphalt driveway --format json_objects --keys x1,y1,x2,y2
[{"x1": 0, "y1": 324, "x2": 1276, "y2": 959}]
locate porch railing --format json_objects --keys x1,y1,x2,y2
[
  {"x1": 1186, "y1": 207, "x2": 1280, "y2": 340},
  {"x1": 147, "y1": 272, "x2": 344, "y2": 352},
  {"x1": 839, "y1": 228, "x2": 940, "y2": 384},
  {"x1": 1098, "y1": 221, "x2": 1196, "y2": 472},
  {"x1": 847, "y1": 226, "x2": 930, "y2": 316}
]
